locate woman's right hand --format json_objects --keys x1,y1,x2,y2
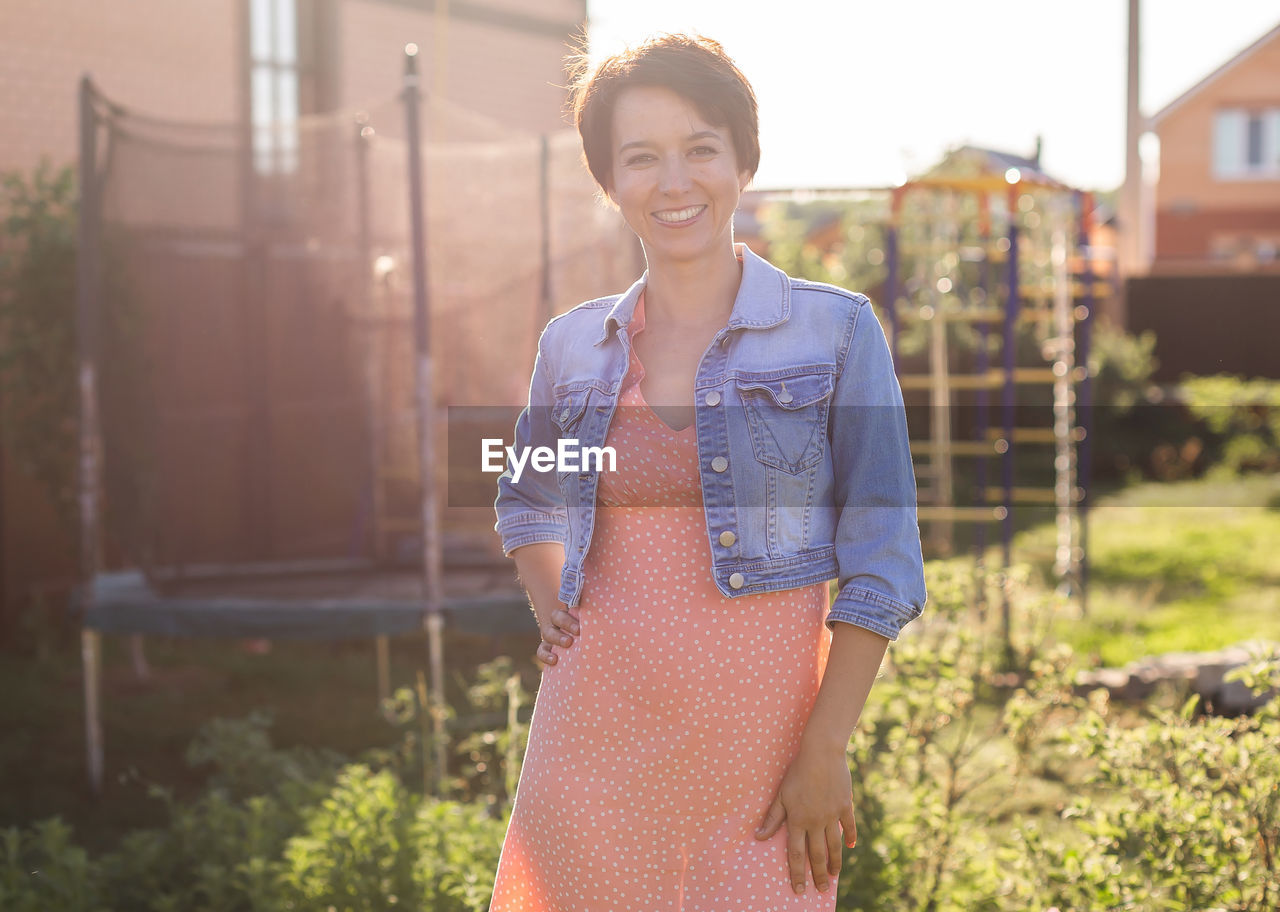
[
  {"x1": 509, "y1": 541, "x2": 574, "y2": 668},
  {"x1": 536, "y1": 603, "x2": 580, "y2": 666}
]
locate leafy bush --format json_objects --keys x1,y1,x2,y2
[
  {"x1": 1, "y1": 706, "x2": 508, "y2": 911},
  {"x1": 999, "y1": 644, "x2": 1280, "y2": 911},
  {"x1": 1181, "y1": 374, "x2": 1280, "y2": 476}
]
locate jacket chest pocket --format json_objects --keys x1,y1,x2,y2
[
  {"x1": 736, "y1": 370, "x2": 835, "y2": 474},
  {"x1": 552, "y1": 387, "x2": 593, "y2": 438}
]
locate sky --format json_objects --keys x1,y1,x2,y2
[{"x1": 586, "y1": 0, "x2": 1280, "y2": 192}]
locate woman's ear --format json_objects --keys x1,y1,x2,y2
[{"x1": 739, "y1": 169, "x2": 753, "y2": 192}]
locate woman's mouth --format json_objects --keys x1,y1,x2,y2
[{"x1": 653, "y1": 205, "x2": 706, "y2": 225}]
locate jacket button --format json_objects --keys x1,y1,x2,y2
[
  {"x1": 719, "y1": 530, "x2": 736, "y2": 547},
  {"x1": 704, "y1": 390, "x2": 721, "y2": 407},
  {"x1": 560, "y1": 409, "x2": 570, "y2": 422},
  {"x1": 711, "y1": 456, "x2": 728, "y2": 473},
  {"x1": 777, "y1": 383, "x2": 793, "y2": 404},
  {"x1": 728, "y1": 572, "x2": 745, "y2": 589}
]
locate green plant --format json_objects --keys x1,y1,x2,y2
[
  {"x1": 1181, "y1": 374, "x2": 1280, "y2": 476},
  {"x1": 1000, "y1": 644, "x2": 1280, "y2": 911},
  {"x1": 0, "y1": 818, "x2": 106, "y2": 912}
]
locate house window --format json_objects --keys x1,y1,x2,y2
[
  {"x1": 1212, "y1": 107, "x2": 1280, "y2": 179},
  {"x1": 250, "y1": 0, "x2": 301, "y2": 175}
]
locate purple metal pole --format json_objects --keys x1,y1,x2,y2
[
  {"x1": 1001, "y1": 188, "x2": 1020, "y2": 664},
  {"x1": 1075, "y1": 191, "x2": 1095, "y2": 617},
  {"x1": 885, "y1": 204, "x2": 900, "y2": 368}
]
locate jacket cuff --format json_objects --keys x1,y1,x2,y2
[
  {"x1": 826, "y1": 584, "x2": 923, "y2": 641},
  {"x1": 495, "y1": 510, "x2": 569, "y2": 557}
]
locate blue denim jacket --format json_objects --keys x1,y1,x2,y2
[{"x1": 493, "y1": 243, "x2": 926, "y2": 641}]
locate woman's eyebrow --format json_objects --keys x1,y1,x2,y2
[{"x1": 617, "y1": 130, "x2": 724, "y2": 156}]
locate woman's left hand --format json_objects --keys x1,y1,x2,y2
[{"x1": 754, "y1": 737, "x2": 857, "y2": 895}]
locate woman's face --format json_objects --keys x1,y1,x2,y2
[{"x1": 606, "y1": 85, "x2": 751, "y2": 269}]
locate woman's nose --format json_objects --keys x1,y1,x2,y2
[{"x1": 658, "y1": 156, "x2": 693, "y2": 194}]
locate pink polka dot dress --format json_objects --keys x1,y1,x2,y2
[{"x1": 489, "y1": 293, "x2": 836, "y2": 911}]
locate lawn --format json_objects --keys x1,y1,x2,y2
[{"x1": 1017, "y1": 472, "x2": 1280, "y2": 666}]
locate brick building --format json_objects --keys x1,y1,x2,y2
[
  {"x1": 1149, "y1": 20, "x2": 1280, "y2": 273},
  {"x1": 0, "y1": 0, "x2": 589, "y2": 638}
]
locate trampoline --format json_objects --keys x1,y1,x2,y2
[{"x1": 73, "y1": 47, "x2": 635, "y2": 795}]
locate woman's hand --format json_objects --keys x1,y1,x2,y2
[
  {"x1": 535, "y1": 603, "x2": 579, "y2": 666},
  {"x1": 754, "y1": 737, "x2": 857, "y2": 895}
]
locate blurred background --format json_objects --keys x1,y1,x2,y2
[{"x1": 1, "y1": 3, "x2": 1278, "y2": 910}]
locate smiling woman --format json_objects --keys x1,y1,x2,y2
[{"x1": 489, "y1": 33, "x2": 927, "y2": 911}]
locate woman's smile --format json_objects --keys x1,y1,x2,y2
[{"x1": 653, "y1": 204, "x2": 707, "y2": 225}]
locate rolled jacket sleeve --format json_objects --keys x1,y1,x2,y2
[
  {"x1": 494, "y1": 337, "x2": 569, "y2": 556},
  {"x1": 825, "y1": 299, "x2": 927, "y2": 641}
]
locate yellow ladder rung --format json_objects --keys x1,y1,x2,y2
[
  {"x1": 979, "y1": 487, "x2": 1061, "y2": 504},
  {"x1": 916, "y1": 506, "x2": 1007, "y2": 522},
  {"x1": 985, "y1": 427, "x2": 1059, "y2": 444},
  {"x1": 910, "y1": 440, "x2": 999, "y2": 456}
]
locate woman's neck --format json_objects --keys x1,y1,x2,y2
[{"x1": 641, "y1": 244, "x2": 743, "y2": 331}]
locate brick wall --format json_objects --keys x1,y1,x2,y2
[{"x1": 1153, "y1": 30, "x2": 1280, "y2": 263}]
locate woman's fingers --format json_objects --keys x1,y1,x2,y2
[
  {"x1": 825, "y1": 822, "x2": 843, "y2": 877},
  {"x1": 807, "y1": 825, "x2": 831, "y2": 894},
  {"x1": 554, "y1": 607, "x2": 581, "y2": 636},
  {"x1": 537, "y1": 606, "x2": 580, "y2": 667},
  {"x1": 786, "y1": 826, "x2": 809, "y2": 895}
]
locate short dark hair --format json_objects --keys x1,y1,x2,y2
[{"x1": 568, "y1": 33, "x2": 760, "y2": 193}]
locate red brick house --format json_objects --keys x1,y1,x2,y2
[{"x1": 1149, "y1": 20, "x2": 1280, "y2": 273}]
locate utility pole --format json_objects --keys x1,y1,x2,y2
[{"x1": 1119, "y1": 0, "x2": 1143, "y2": 323}]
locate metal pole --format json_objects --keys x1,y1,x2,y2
[
  {"x1": 1076, "y1": 191, "x2": 1096, "y2": 618},
  {"x1": 1001, "y1": 184, "x2": 1020, "y2": 667},
  {"x1": 354, "y1": 115, "x2": 382, "y2": 562},
  {"x1": 77, "y1": 74, "x2": 105, "y2": 796},
  {"x1": 402, "y1": 43, "x2": 449, "y2": 797},
  {"x1": 885, "y1": 189, "x2": 901, "y2": 368},
  {"x1": 1119, "y1": 0, "x2": 1142, "y2": 308},
  {"x1": 538, "y1": 133, "x2": 553, "y2": 330},
  {"x1": 973, "y1": 194, "x2": 991, "y2": 616}
]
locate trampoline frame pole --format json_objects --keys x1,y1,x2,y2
[
  {"x1": 403, "y1": 45, "x2": 449, "y2": 797},
  {"x1": 77, "y1": 73, "x2": 105, "y2": 796}
]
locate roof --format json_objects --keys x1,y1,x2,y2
[
  {"x1": 1149, "y1": 20, "x2": 1280, "y2": 127},
  {"x1": 919, "y1": 143, "x2": 1071, "y2": 191}
]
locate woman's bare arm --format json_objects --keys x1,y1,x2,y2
[{"x1": 511, "y1": 541, "x2": 578, "y2": 665}]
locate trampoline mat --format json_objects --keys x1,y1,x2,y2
[{"x1": 83, "y1": 563, "x2": 533, "y2": 639}]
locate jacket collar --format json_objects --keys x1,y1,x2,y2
[{"x1": 594, "y1": 242, "x2": 791, "y2": 346}]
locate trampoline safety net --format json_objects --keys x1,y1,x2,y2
[{"x1": 86, "y1": 82, "x2": 638, "y2": 575}]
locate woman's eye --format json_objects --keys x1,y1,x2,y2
[
  {"x1": 690, "y1": 146, "x2": 719, "y2": 157},
  {"x1": 623, "y1": 153, "x2": 655, "y2": 166}
]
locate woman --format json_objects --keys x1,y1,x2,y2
[{"x1": 490, "y1": 33, "x2": 926, "y2": 910}]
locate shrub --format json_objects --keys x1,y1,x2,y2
[{"x1": 1181, "y1": 374, "x2": 1280, "y2": 476}]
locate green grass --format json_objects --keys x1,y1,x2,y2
[{"x1": 1017, "y1": 472, "x2": 1280, "y2": 666}]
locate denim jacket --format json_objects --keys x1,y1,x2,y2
[{"x1": 493, "y1": 243, "x2": 926, "y2": 641}]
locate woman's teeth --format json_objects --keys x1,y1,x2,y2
[{"x1": 654, "y1": 206, "x2": 704, "y2": 223}]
